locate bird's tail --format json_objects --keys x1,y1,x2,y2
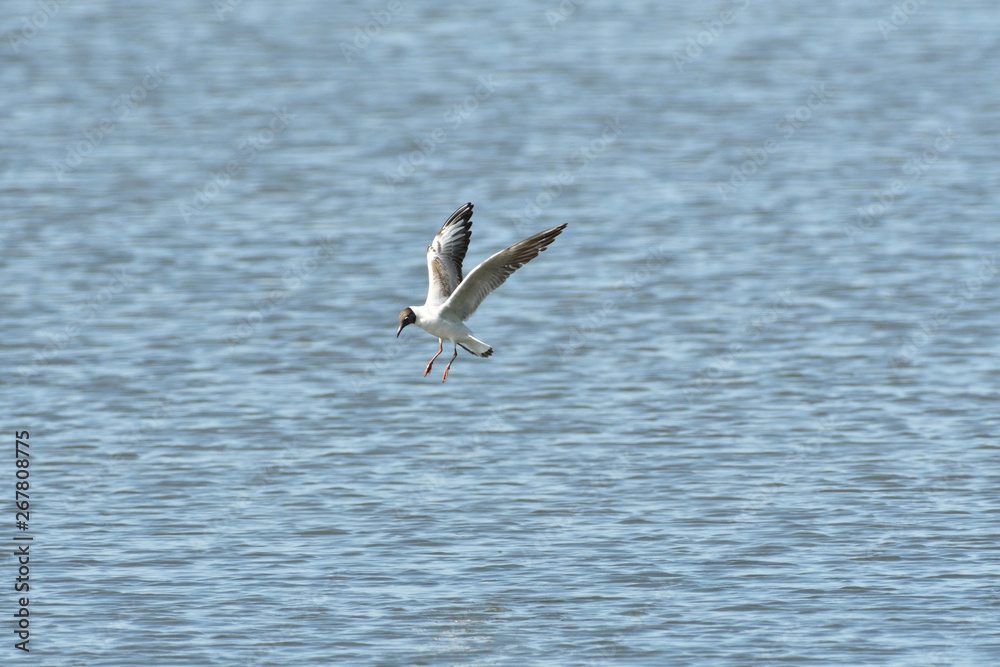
[{"x1": 459, "y1": 336, "x2": 493, "y2": 358}]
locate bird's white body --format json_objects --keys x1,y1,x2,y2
[
  {"x1": 397, "y1": 202, "x2": 566, "y2": 381},
  {"x1": 409, "y1": 304, "x2": 492, "y2": 357}
]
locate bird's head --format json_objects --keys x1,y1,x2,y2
[{"x1": 396, "y1": 307, "x2": 416, "y2": 337}]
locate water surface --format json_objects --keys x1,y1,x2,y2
[{"x1": 3, "y1": 0, "x2": 999, "y2": 664}]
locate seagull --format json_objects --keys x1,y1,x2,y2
[{"x1": 396, "y1": 203, "x2": 567, "y2": 382}]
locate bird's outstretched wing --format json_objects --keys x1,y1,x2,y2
[
  {"x1": 426, "y1": 203, "x2": 474, "y2": 308},
  {"x1": 439, "y1": 223, "x2": 567, "y2": 322}
]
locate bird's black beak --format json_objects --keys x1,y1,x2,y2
[{"x1": 396, "y1": 323, "x2": 404, "y2": 338}]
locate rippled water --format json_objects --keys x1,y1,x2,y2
[{"x1": 4, "y1": 1, "x2": 1000, "y2": 664}]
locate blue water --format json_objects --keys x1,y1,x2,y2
[{"x1": 3, "y1": 1, "x2": 1000, "y2": 664}]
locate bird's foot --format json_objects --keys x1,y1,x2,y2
[{"x1": 424, "y1": 341, "x2": 444, "y2": 377}]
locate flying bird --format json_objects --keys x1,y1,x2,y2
[{"x1": 396, "y1": 203, "x2": 567, "y2": 382}]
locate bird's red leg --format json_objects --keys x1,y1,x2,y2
[
  {"x1": 424, "y1": 340, "x2": 443, "y2": 376},
  {"x1": 442, "y1": 345, "x2": 459, "y2": 382}
]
